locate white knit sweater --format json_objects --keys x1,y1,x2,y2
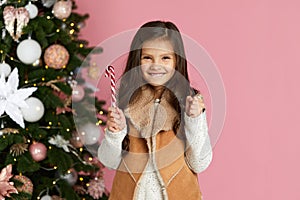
[{"x1": 98, "y1": 111, "x2": 212, "y2": 199}]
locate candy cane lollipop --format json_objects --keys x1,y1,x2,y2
[{"x1": 105, "y1": 65, "x2": 116, "y2": 107}]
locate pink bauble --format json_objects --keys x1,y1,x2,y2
[
  {"x1": 72, "y1": 85, "x2": 85, "y2": 102},
  {"x1": 52, "y1": 0, "x2": 72, "y2": 20},
  {"x1": 29, "y1": 142, "x2": 47, "y2": 162},
  {"x1": 44, "y1": 44, "x2": 69, "y2": 69}
]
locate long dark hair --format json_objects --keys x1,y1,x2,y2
[{"x1": 118, "y1": 21, "x2": 195, "y2": 151}]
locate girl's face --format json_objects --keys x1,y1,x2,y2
[{"x1": 140, "y1": 38, "x2": 176, "y2": 87}]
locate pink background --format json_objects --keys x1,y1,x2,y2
[{"x1": 75, "y1": 0, "x2": 300, "y2": 199}]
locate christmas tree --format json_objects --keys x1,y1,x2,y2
[{"x1": 0, "y1": 0, "x2": 109, "y2": 199}]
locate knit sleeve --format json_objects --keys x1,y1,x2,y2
[
  {"x1": 98, "y1": 127, "x2": 127, "y2": 170},
  {"x1": 184, "y1": 112, "x2": 213, "y2": 173}
]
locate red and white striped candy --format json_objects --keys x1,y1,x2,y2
[{"x1": 105, "y1": 65, "x2": 116, "y2": 107}]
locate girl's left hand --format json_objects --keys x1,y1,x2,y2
[{"x1": 185, "y1": 94, "x2": 205, "y2": 118}]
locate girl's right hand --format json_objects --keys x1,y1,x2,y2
[{"x1": 107, "y1": 107, "x2": 126, "y2": 133}]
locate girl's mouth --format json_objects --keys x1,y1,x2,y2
[{"x1": 148, "y1": 73, "x2": 165, "y2": 77}]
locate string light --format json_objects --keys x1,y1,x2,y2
[
  {"x1": 79, "y1": 148, "x2": 83, "y2": 152},
  {"x1": 10, "y1": 57, "x2": 14, "y2": 61},
  {"x1": 49, "y1": 122, "x2": 52, "y2": 125},
  {"x1": 42, "y1": 77, "x2": 45, "y2": 81},
  {"x1": 99, "y1": 111, "x2": 104, "y2": 115},
  {"x1": 70, "y1": 23, "x2": 75, "y2": 27},
  {"x1": 69, "y1": 29, "x2": 75, "y2": 35},
  {"x1": 27, "y1": 139, "x2": 31, "y2": 143},
  {"x1": 45, "y1": 65, "x2": 49, "y2": 69},
  {"x1": 14, "y1": 158, "x2": 17, "y2": 162},
  {"x1": 24, "y1": 80, "x2": 29, "y2": 84},
  {"x1": 53, "y1": 181, "x2": 56, "y2": 185},
  {"x1": 56, "y1": 29, "x2": 60, "y2": 33},
  {"x1": 86, "y1": 183, "x2": 90, "y2": 187},
  {"x1": 47, "y1": 16, "x2": 51, "y2": 19},
  {"x1": 33, "y1": 83, "x2": 37, "y2": 86},
  {"x1": 0, "y1": 50, "x2": 3, "y2": 53},
  {"x1": 79, "y1": 44, "x2": 84, "y2": 48},
  {"x1": 88, "y1": 157, "x2": 93, "y2": 161},
  {"x1": 79, "y1": 177, "x2": 84, "y2": 181},
  {"x1": 49, "y1": 146, "x2": 52, "y2": 150},
  {"x1": 66, "y1": 128, "x2": 70, "y2": 132}
]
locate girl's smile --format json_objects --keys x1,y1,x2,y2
[{"x1": 140, "y1": 38, "x2": 176, "y2": 86}]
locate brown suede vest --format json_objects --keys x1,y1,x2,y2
[{"x1": 109, "y1": 89, "x2": 202, "y2": 200}]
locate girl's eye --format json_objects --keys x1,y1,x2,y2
[
  {"x1": 162, "y1": 56, "x2": 171, "y2": 60},
  {"x1": 142, "y1": 56, "x2": 151, "y2": 60}
]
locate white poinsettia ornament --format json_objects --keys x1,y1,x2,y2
[
  {"x1": 0, "y1": 68, "x2": 37, "y2": 128},
  {"x1": 48, "y1": 135, "x2": 71, "y2": 152}
]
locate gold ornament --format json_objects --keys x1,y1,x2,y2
[
  {"x1": 88, "y1": 62, "x2": 99, "y2": 80},
  {"x1": 10, "y1": 143, "x2": 28, "y2": 156},
  {"x1": 39, "y1": 79, "x2": 61, "y2": 92},
  {"x1": 14, "y1": 175, "x2": 33, "y2": 195},
  {"x1": 44, "y1": 44, "x2": 69, "y2": 69},
  {"x1": 0, "y1": 128, "x2": 19, "y2": 135},
  {"x1": 52, "y1": 195, "x2": 66, "y2": 200}
]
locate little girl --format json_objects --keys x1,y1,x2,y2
[{"x1": 98, "y1": 21, "x2": 212, "y2": 200}]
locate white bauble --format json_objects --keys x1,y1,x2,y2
[
  {"x1": 40, "y1": 195, "x2": 52, "y2": 200},
  {"x1": 21, "y1": 97, "x2": 45, "y2": 122},
  {"x1": 17, "y1": 39, "x2": 42, "y2": 64},
  {"x1": 0, "y1": 62, "x2": 11, "y2": 77},
  {"x1": 25, "y1": 2, "x2": 38, "y2": 19},
  {"x1": 78, "y1": 122, "x2": 101, "y2": 145}
]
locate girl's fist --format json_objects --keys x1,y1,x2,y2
[
  {"x1": 107, "y1": 107, "x2": 126, "y2": 132},
  {"x1": 185, "y1": 94, "x2": 205, "y2": 118}
]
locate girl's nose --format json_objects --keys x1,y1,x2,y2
[
  {"x1": 150, "y1": 59, "x2": 162, "y2": 69},
  {"x1": 150, "y1": 63, "x2": 162, "y2": 70}
]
